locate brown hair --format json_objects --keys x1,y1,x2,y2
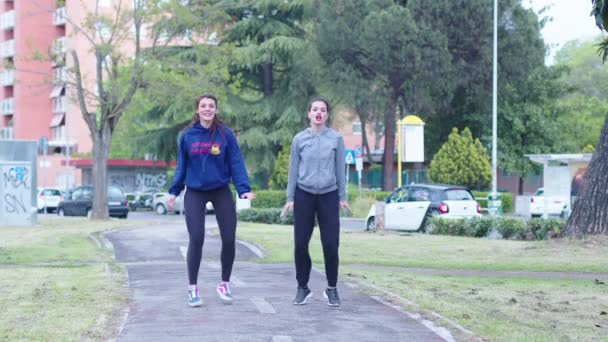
[
  {"x1": 307, "y1": 96, "x2": 331, "y2": 114},
  {"x1": 184, "y1": 93, "x2": 225, "y2": 141}
]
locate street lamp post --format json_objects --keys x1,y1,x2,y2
[{"x1": 492, "y1": 0, "x2": 498, "y2": 195}]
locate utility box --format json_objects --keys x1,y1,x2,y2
[
  {"x1": 0, "y1": 161, "x2": 34, "y2": 225},
  {"x1": 0, "y1": 140, "x2": 38, "y2": 226},
  {"x1": 487, "y1": 192, "x2": 503, "y2": 217}
]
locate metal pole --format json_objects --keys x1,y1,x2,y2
[
  {"x1": 397, "y1": 119, "x2": 402, "y2": 188},
  {"x1": 491, "y1": 0, "x2": 498, "y2": 194}
]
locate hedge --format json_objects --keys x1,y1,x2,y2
[
  {"x1": 238, "y1": 208, "x2": 294, "y2": 225},
  {"x1": 430, "y1": 216, "x2": 565, "y2": 240}
]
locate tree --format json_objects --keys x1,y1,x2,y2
[
  {"x1": 315, "y1": 0, "x2": 451, "y2": 190},
  {"x1": 428, "y1": 127, "x2": 491, "y2": 190},
  {"x1": 268, "y1": 144, "x2": 290, "y2": 189},
  {"x1": 220, "y1": 0, "x2": 319, "y2": 183},
  {"x1": 561, "y1": 0, "x2": 608, "y2": 236},
  {"x1": 63, "y1": 0, "x2": 148, "y2": 219}
]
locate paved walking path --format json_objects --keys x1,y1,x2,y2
[{"x1": 104, "y1": 223, "x2": 451, "y2": 342}]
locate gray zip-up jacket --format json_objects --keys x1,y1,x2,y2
[{"x1": 286, "y1": 127, "x2": 346, "y2": 201}]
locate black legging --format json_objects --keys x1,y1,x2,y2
[
  {"x1": 294, "y1": 187, "x2": 340, "y2": 288},
  {"x1": 184, "y1": 185, "x2": 236, "y2": 284}
]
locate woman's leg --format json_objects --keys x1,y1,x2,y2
[
  {"x1": 294, "y1": 187, "x2": 316, "y2": 288},
  {"x1": 316, "y1": 190, "x2": 340, "y2": 287},
  {"x1": 210, "y1": 185, "x2": 237, "y2": 282},
  {"x1": 184, "y1": 189, "x2": 208, "y2": 285}
]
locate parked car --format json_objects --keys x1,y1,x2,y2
[
  {"x1": 366, "y1": 184, "x2": 481, "y2": 232},
  {"x1": 37, "y1": 187, "x2": 63, "y2": 213},
  {"x1": 57, "y1": 186, "x2": 129, "y2": 218},
  {"x1": 152, "y1": 191, "x2": 213, "y2": 215},
  {"x1": 529, "y1": 188, "x2": 569, "y2": 218},
  {"x1": 125, "y1": 191, "x2": 154, "y2": 211}
]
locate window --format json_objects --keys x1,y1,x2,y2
[
  {"x1": 409, "y1": 188, "x2": 430, "y2": 202},
  {"x1": 352, "y1": 122, "x2": 362, "y2": 135},
  {"x1": 388, "y1": 188, "x2": 408, "y2": 203},
  {"x1": 444, "y1": 189, "x2": 474, "y2": 201}
]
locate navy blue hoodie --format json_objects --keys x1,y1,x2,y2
[{"x1": 168, "y1": 123, "x2": 251, "y2": 196}]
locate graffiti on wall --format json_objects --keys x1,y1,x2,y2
[
  {"x1": 108, "y1": 171, "x2": 167, "y2": 192},
  {"x1": 1, "y1": 163, "x2": 33, "y2": 226}
]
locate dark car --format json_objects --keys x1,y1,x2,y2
[{"x1": 57, "y1": 186, "x2": 129, "y2": 219}]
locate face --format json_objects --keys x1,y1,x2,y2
[
  {"x1": 307, "y1": 101, "x2": 329, "y2": 126},
  {"x1": 197, "y1": 97, "x2": 217, "y2": 124}
]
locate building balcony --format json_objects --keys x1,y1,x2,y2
[
  {"x1": 52, "y1": 95, "x2": 67, "y2": 113},
  {"x1": 0, "y1": 10, "x2": 14, "y2": 30},
  {"x1": 0, "y1": 39, "x2": 15, "y2": 58},
  {"x1": 0, "y1": 69, "x2": 14, "y2": 86},
  {"x1": 52, "y1": 37, "x2": 67, "y2": 56},
  {"x1": 0, "y1": 126, "x2": 13, "y2": 139},
  {"x1": 53, "y1": 66, "x2": 67, "y2": 84},
  {"x1": 54, "y1": 7, "x2": 67, "y2": 26},
  {"x1": 1, "y1": 97, "x2": 14, "y2": 115}
]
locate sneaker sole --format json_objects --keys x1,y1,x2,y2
[
  {"x1": 293, "y1": 291, "x2": 313, "y2": 305},
  {"x1": 188, "y1": 300, "x2": 202, "y2": 307},
  {"x1": 323, "y1": 291, "x2": 341, "y2": 307},
  {"x1": 216, "y1": 288, "x2": 234, "y2": 303}
]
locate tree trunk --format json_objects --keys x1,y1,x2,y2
[
  {"x1": 91, "y1": 124, "x2": 111, "y2": 220},
  {"x1": 562, "y1": 114, "x2": 608, "y2": 237},
  {"x1": 381, "y1": 96, "x2": 397, "y2": 191},
  {"x1": 518, "y1": 176, "x2": 524, "y2": 195},
  {"x1": 261, "y1": 62, "x2": 273, "y2": 97}
]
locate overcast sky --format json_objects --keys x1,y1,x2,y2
[{"x1": 523, "y1": 0, "x2": 601, "y2": 64}]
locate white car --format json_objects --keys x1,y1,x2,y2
[
  {"x1": 37, "y1": 187, "x2": 63, "y2": 213},
  {"x1": 529, "y1": 188, "x2": 569, "y2": 218},
  {"x1": 152, "y1": 191, "x2": 213, "y2": 215},
  {"x1": 366, "y1": 184, "x2": 482, "y2": 232}
]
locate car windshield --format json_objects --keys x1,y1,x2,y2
[
  {"x1": 109, "y1": 187, "x2": 124, "y2": 200},
  {"x1": 43, "y1": 189, "x2": 61, "y2": 196},
  {"x1": 534, "y1": 189, "x2": 544, "y2": 196},
  {"x1": 444, "y1": 189, "x2": 474, "y2": 201}
]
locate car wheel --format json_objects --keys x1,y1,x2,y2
[
  {"x1": 87, "y1": 209, "x2": 92, "y2": 218},
  {"x1": 419, "y1": 214, "x2": 435, "y2": 234},
  {"x1": 156, "y1": 204, "x2": 167, "y2": 215},
  {"x1": 366, "y1": 217, "x2": 375, "y2": 231},
  {"x1": 58, "y1": 208, "x2": 64, "y2": 216}
]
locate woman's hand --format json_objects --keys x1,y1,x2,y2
[
  {"x1": 280, "y1": 201, "x2": 294, "y2": 218},
  {"x1": 167, "y1": 194, "x2": 177, "y2": 208},
  {"x1": 240, "y1": 192, "x2": 256, "y2": 200},
  {"x1": 339, "y1": 200, "x2": 351, "y2": 211}
]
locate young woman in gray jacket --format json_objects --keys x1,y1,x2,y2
[{"x1": 281, "y1": 97, "x2": 350, "y2": 307}]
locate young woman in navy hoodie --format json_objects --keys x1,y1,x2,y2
[{"x1": 167, "y1": 94, "x2": 255, "y2": 307}]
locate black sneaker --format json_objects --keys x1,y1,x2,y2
[
  {"x1": 293, "y1": 287, "x2": 312, "y2": 305},
  {"x1": 323, "y1": 288, "x2": 341, "y2": 307}
]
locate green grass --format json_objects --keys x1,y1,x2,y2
[
  {"x1": 236, "y1": 222, "x2": 608, "y2": 341},
  {"x1": 0, "y1": 265, "x2": 127, "y2": 341},
  {"x1": 343, "y1": 268, "x2": 608, "y2": 342},
  {"x1": 0, "y1": 218, "x2": 137, "y2": 264},
  {"x1": 236, "y1": 223, "x2": 608, "y2": 273},
  {"x1": 0, "y1": 218, "x2": 137, "y2": 341}
]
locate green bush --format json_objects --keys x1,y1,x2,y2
[
  {"x1": 427, "y1": 216, "x2": 565, "y2": 240},
  {"x1": 238, "y1": 208, "x2": 294, "y2": 225},
  {"x1": 251, "y1": 190, "x2": 286, "y2": 208},
  {"x1": 430, "y1": 217, "x2": 466, "y2": 236},
  {"x1": 464, "y1": 216, "x2": 495, "y2": 237},
  {"x1": 496, "y1": 217, "x2": 525, "y2": 239}
]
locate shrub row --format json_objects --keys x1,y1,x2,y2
[
  {"x1": 430, "y1": 216, "x2": 565, "y2": 240},
  {"x1": 238, "y1": 208, "x2": 294, "y2": 225}
]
